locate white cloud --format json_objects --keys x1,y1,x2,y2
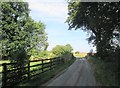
[{"x1": 27, "y1": 0, "x2": 68, "y2": 19}]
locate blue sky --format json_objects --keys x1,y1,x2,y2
[{"x1": 26, "y1": 0, "x2": 96, "y2": 53}]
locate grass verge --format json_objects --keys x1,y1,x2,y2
[
  {"x1": 18, "y1": 58, "x2": 76, "y2": 87},
  {"x1": 87, "y1": 56, "x2": 118, "y2": 86}
]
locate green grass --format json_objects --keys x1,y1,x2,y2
[
  {"x1": 88, "y1": 56, "x2": 118, "y2": 86},
  {"x1": 30, "y1": 61, "x2": 42, "y2": 71},
  {"x1": 18, "y1": 58, "x2": 76, "y2": 87}
]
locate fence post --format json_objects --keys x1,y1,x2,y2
[
  {"x1": 50, "y1": 59, "x2": 52, "y2": 70},
  {"x1": 61, "y1": 57, "x2": 64, "y2": 63},
  {"x1": 59, "y1": 57, "x2": 61, "y2": 63},
  {"x1": 57, "y1": 57, "x2": 60, "y2": 64},
  {"x1": 52, "y1": 58, "x2": 55, "y2": 69},
  {"x1": 42, "y1": 59, "x2": 44, "y2": 73},
  {"x1": 28, "y1": 61, "x2": 30, "y2": 80},
  {"x1": 2, "y1": 63, "x2": 7, "y2": 87}
]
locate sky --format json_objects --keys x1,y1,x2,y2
[{"x1": 26, "y1": 0, "x2": 96, "y2": 53}]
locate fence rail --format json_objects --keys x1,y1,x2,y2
[{"x1": 1, "y1": 57, "x2": 64, "y2": 87}]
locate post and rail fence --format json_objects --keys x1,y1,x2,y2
[
  {"x1": 1, "y1": 57, "x2": 65, "y2": 87},
  {"x1": 0, "y1": 64, "x2": 2, "y2": 87}
]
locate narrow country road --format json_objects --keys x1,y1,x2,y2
[{"x1": 44, "y1": 58, "x2": 96, "y2": 86}]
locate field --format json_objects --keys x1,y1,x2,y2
[{"x1": 73, "y1": 52, "x2": 87, "y2": 58}]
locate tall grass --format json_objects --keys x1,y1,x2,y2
[{"x1": 88, "y1": 56, "x2": 118, "y2": 86}]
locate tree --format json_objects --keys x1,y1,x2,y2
[
  {"x1": 51, "y1": 45, "x2": 65, "y2": 57},
  {"x1": 38, "y1": 50, "x2": 49, "y2": 59},
  {"x1": 43, "y1": 42, "x2": 49, "y2": 51},
  {"x1": 66, "y1": 2, "x2": 119, "y2": 59},
  {"x1": 75, "y1": 51, "x2": 80, "y2": 54},
  {"x1": 87, "y1": 49, "x2": 93, "y2": 56},
  {"x1": 0, "y1": 1, "x2": 47, "y2": 64},
  {"x1": 65, "y1": 44, "x2": 73, "y2": 53},
  {"x1": 66, "y1": 2, "x2": 119, "y2": 85},
  {"x1": 1, "y1": 2, "x2": 30, "y2": 63},
  {"x1": 26, "y1": 18, "x2": 47, "y2": 57},
  {"x1": 51, "y1": 44, "x2": 73, "y2": 57}
]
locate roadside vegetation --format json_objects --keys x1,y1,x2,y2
[
  {"x1": 88, "y1": 56, "x2": 118, "y2": 86},
  {"x1": 67, "y1": 1, "x2": 119, "y2": 86},
  {"x1": 1, "y1": 43, "x2": 74, "y2": 86},
  {"x1": 1, "y1": 1, "x2": 76, "y2": 87},
  {"x1": 1, "y1": 47, "x2": 75, "y2": 87},
  {"x1": 1, "y1": 1, "x2": 119, "y2": 87}
]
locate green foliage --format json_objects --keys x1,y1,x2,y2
[
  {"x1": 51, "y1": 45, "x2": 65, "y2": 57},
  {"x1": 1, "y1": 2, "x2": 30, "y2": 61},
  {"x1": 65, "y1": 44, "x2": 73, "y2": 53},
  {"x1": 75, "y1": 51, "x2": 79, "y2": 54},
  {"x1": 0, "y1": 2, "x2": 47, "y2": 64},
  {"x1": 51, "y1": 44, "x2": 73, "y2": 57},
  {"x1": 30, "y1": 50, "x2": 49, "y2": 60},
  {"x1": 43, "y1": 42, "x2": 49, "y2": 51},
  {"x1": 88, "y1": 56, "x2": 119, "y2": 86},
  {"x1": 38, "y1": 50, "x2": 49, "y2": 59},
  {"x1": 67, "y1": 2, "x2": 119, "y2": 84},
  {"x1": 66, "y1": 2, "x2": 119, "y2": 59}
]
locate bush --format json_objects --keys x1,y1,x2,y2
[
  {"x1": 88, "y1": 56, "x2": 119, "y2": 86},
  {"x1": 51, "y1": 44, "x2": 73, "y2": 57}
]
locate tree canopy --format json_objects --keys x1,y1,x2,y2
[
  {"x1": 66, "y1": 1, "x2": 119, "y2": 59},
  {"x1": 0, "y1": 1, "x2": 47, "y2": 63},
  {"x1": 51, "y1": 44, "x2": 73, "y2": 57}
]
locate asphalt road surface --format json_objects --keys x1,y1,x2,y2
[{"x1": 45, "y1": 58, "x2": 96, "y2": 86}]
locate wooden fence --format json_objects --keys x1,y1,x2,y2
[
  {"x1": 0, "y1": 64, "x2": 2, "y2": 87},
  {"x1": 1, "y1": 57, "x2": 63, "y2": 87}
]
